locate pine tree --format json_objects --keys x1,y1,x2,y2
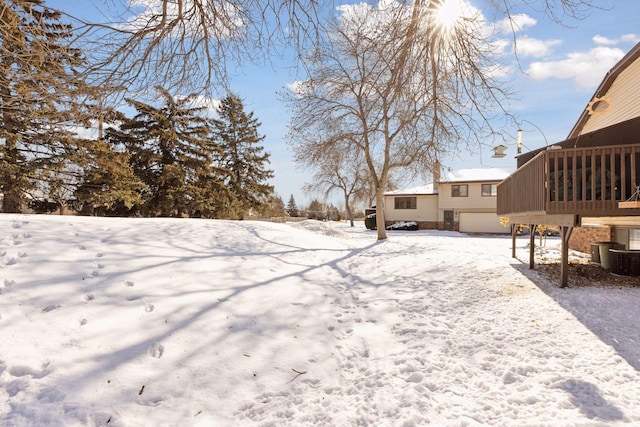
[
  {"x1": 307, "y1": 199, "x2": 325, "y2": 220},
  {"x1": 73, "y1": 138, "x2": 146, "y2": 216},
  {"x1": 211, "y1": 93, "x2": 274, "y2": 219},
  {"x1": 286, "y1": 194, "x2": 299, "y2": 217},
  {"x1": 0, "y1": 0, "x2": 91, "y2": 212},
  {"x1": 262, "y1": 194, "x2": 287, "y2": 217},
  {"x1": 107, "y1": 87, "x2": 229, "y2": 217}
]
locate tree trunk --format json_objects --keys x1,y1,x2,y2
[
  {"x1": 343, "y1": 193, "x2": 354, "y2": 227},
  {"x1": 1, "y1": 140, "x2": 22, "y2": 213},
  {"x1": 375, "y1": 187, "x2": 387, "y2": 240}
]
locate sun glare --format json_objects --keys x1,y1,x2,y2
[{"x1": 434, "y1": 0, "x2": 463, "y2": 30}]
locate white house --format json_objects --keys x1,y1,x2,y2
[{"x1": 384, "y1": 168, "x2": 511, "y2": 233}]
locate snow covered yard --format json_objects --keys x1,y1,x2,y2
[{"x1": 0, "y1": 214, "x2": 640, "y2": 426}]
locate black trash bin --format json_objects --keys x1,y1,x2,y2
[{"x1": 364, "y1": 213, "x2": 376, "y2": 230}]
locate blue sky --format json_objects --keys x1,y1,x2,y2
[{"x1": 50, "y1": 0, "x2": 640, "y2": 208}]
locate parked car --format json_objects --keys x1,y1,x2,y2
[{"x1": 386, "y1": 221, "x2": 419, "y2": 231}]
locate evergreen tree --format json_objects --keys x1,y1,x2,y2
[
  {"x1": 307, "y1": 199, "x2": 325, "y2": 220},
  {"x1": 0, "y1": 0, "x2": 91, "y2": 212},
  {"x1": 73, "y1": 138, "x2": 146, "y2": 216},
  {"x1": 262, "y1": 194, "x2": 287, "y2": 217},
  {"x1": 211, "y1": 93, "x2": 274, "y2": 219},
  {"x1": 107, "y1": 87, "x2": 228, "y2": 217},
  {"x1": 286, "y1": 194, "x2": 299, "y2": 217}
]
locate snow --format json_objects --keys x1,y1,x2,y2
[
  {"x1": 385, "y1": 184, "x2": 436, "y2": 195},
  {"x1": 444, "y1": 168, "x2": 511, "y2": 182},
  {"x1": 1, "y1": 214, "x2": 640, "y2": 426}
]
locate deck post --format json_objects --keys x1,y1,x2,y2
[
  {"x1": 511, "y1": 224, "x2": 517, "y2": 258},
  {"x1": 529, "y1": 224, "x2": 537, "y2": 269},
  {"x1": 560, "y1": 226, "x2": 574, "y2": 288}
]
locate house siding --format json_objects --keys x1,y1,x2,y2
[
  {"x1": 438, "y1": 181, "x2": 500, "y2": 223},
  {"x1": 384, "y1": 194, "x2": 438, "y2": 223},
  {"x1": 383, "y1": 174, "x2": 506, "y2": 233},
  {"x1": 581, "y1": 56, "x2": 640, "y2": 134}
]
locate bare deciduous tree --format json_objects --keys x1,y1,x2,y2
[
  {"x1": 58, "y1": 0, "x2": 331, "y2": 96},
  {"x1": 297, "y1": 138, "x2": 369, "y2": 227},
  {"x1": 51, "y1": 0, "x2": 596, "y2": 96},
  {"x1": 285, "y1": 1, "x2": 516, "y2": 239}
]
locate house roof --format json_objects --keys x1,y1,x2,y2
[
  {"x1": 385, "y1": 184, "x2": 437, "y2": 196},
  {"x1": 442, "y1": 168, "x2": 511, "y2": 183}
]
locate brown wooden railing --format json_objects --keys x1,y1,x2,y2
[{"x1": 497, "y1": 143, "x2": 640, "y2": 217}]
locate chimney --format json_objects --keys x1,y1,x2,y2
[{"x1": 433, "y1": 160, "x2": 441, "y2": 193}]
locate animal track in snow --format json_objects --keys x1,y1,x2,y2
[
  {"x1": 145, "y1": 303, "x2": 155, "y2": 313},
  {"x1": 4, "y1": 279, "x2": 16, "y2": 287},
  {"x1": 124, "y1": 280, "x2": 134, "y2": 287},
  {"x1": 149, "y1": 342, "x2": 164, "y2": 358}
]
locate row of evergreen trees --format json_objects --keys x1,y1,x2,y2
[
  {"x1": 0, "y1": 1, "x2": 275, "y2": 219},
  {"x1": 285, "y1": 196, "x2": 342, "y2": 221},
  {"x1": 89, "y1": 89, "x2": 274, "y2": 218}
]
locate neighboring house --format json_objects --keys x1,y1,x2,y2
[
  {"x1": 384, "y1": 168, "x2": 510, "y2": 233},
  {"x1": 497, "y1": 41, "x2": 640, "y2": 285}
]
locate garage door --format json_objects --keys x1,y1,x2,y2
[{"x1": 459, "y1": 212, "x2": 506, "y2": 234}]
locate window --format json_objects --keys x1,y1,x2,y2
[
  {"x1": 631, "y1": 229, "x2": 640, "y2": 250},
  {"x1": 482, "y1": 184, "x2": 498, "y2": 197},
  {"x1": 394, "y1": 196, "x2": 417, "y2": 209},
  {"x1": 451, "y1": 184, "x2": 468, "y2": 197}
]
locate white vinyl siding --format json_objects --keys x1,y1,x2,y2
[{"x1": 581, "y1": 57, "x2": 640, "y2": 134}]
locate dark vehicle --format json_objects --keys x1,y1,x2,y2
[{"x1": 386, "y1": 221, "x2": 418, "y2": 231}]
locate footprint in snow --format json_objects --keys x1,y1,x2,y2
[
  {"x1": 145, "y1": 303, "x2": 155, "y2": 313},
  {"x1": 8, "y1": 361, "x2": 53, "y2": 379},
  {"x1": 124, "y1": 280, "x2": 134, "y2": 287},
  {"x1": 149, "y1": 342, "x2": 164, "y2": 359},
  {"x1": 405, "y1": 372, "x2": 424, "y2": 383},
  {"x1": 6, "y1": 258, "x2": 17, "y2": 266},
  {"x1": 79, "y1": 245, "x2": 87, "y2": 250},
  {"x1": 4, "y1": 279, "x2": 16, "y2": 287}
]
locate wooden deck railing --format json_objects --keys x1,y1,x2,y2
[{"x1": 497, "y1": 143, "x2": 640, "y2": 217}]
